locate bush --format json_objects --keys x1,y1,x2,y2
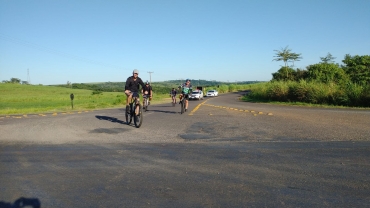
[{"x1": 266, "y1": 81, "x2": 289, "y2": 101}]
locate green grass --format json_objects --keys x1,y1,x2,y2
[{"x1": 0, "y1": 84, "x2": 171, "y2": 115}]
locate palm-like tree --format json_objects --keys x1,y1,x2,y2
[
  {"x1": 290, "y1": 52, "x2": 302, "y2": 67},
  {"x1": 273, "y1": 46, "x2": 302, "y2": 79},
  {"x1": 273, "y1": 46, "x2": 292, "y2": 67}
]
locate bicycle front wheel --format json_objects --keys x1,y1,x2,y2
[
  {"x1": 126, "y1": 110, "x2": 132, "y2": 125},
  {"x1": 180, "y1": 99, "x2": 185, "y2": 114},
  {"x1": 144, "y1": 98, "x2": 148, "y2": 112},
  {"x1": 134, "y1": 104, "x2": 143, "y2": 128}
]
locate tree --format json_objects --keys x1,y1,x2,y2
[
  {"x1": 290, "y1": 52, "x2": 302, "y2": 67},
  {"x1": 342, "y1": 54, "x2": 370, "y2": 84},
  {"x1": 271, "y1": 66, "x2": 296, "y2": 81},
  {"x1": 306, "y1": 63, "x2": 348, "y2": 84},
  {"x1": 67, "y1": 81, "x2": 72, "y2": 89},
  {"x1": 320, "y1": 52, "x2": 336, "y2": 63},
  {"x1": 273, "y1": 46, "x2": 292, "y2": 67},
  {"x1": 273, "y1": 46, "x2": 302, "y2": 78},
  {"x1": 10, "y1": 78, "x2": 21, "y2": 84}
]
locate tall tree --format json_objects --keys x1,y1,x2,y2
[
  {"x1": 273, "y1": 46, "x2": 292, "y2": 67},
  {"x1": 273, "y1": 46, "x2": 302, "y2": 78},
  {"x1": 320, "y1": 52, "x2": 336, "y2": 63},
  {"x1": 290, "y1": 52, "x2": 302, "y2": 67}
]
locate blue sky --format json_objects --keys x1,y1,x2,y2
[{"x1": 1, "y1": 0, "x2": 369, "y2": 85}]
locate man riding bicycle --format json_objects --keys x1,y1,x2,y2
[
  {"x1": 125, "y1": 69, "x2": 146, "y2": 114},
  {"x1": 141, "y1": 81, "x2": 153, "y2": 108},
  {"x1": 179, "y1": 79, "x2": 192, "y2": 112},
  {"x1": 170, "y1": 88, "x2": 177, "y2": 105}
]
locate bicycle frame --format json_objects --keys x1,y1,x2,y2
[
  {"x1": 180, "y1": 93, "x2": 189, "y2": 114},
  {"x1": 125, "y1": 92, "x2": 143, "y2": 128}
]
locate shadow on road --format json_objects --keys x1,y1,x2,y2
[
  {"x1": 150, "y1": 109, "x2": 178, "y2": 114},
  {"x1": 0, "y1": 197, "x2": 41, "y2": 208},
  {"x1": 95, "y1": 115, "x2": 125, "y2": 124}
]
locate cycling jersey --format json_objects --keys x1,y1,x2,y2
[
  {"x1": 143, "y1": 85, "x2": 152, "y2": 95},
  {"x1": 125, "y1": 76, "x2": 145, "y2": 92},
  {"x1": 180, "y1": 83, "x2": 192, "y2": 94},
  {"x1": 170, "y1": 90, "x2": 177, "y2": 96}
]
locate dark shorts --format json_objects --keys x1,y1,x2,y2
[
  {"x1": 183, "y1": 94, "x2": 189, "y2": 100},
  {"x1": 130, "y1": 92, "x2": 140, "y2": 98}
]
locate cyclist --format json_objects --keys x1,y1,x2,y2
[
  {"x1": 170, "y1": 88, "x2": 177, "y2": 105},
  {"x1": 179, "y1": 79, "x2": 192, "y2": 112},
  {"x1": 141, "y1": 81, "x2": 153, "y2": 108},
  {"x1": 125, "y1": 69, "x2": 146, "y2": 114}
]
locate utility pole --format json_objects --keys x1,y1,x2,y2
[
  {"x1": 27, "y1": 68, "x2": 31, "y2": 84},
  {"x1": 147, "y1": 71, "x2": 154, "y2": 84}
]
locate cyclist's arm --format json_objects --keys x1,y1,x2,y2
[
  {"x1": 138, "y1": 78, "x2": 146, "y2": 91},
  {"x1": 124, "y1": 77, "x2": 132, "y2": 94}
]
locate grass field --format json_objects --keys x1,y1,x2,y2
[{"x1": 0, "y1": 84, "x2": 170, "y2": 115}]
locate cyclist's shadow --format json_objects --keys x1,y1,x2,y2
[
  {"x1": 0, "y1": 197, "x2": 40, "y2": 208},
  {"x1": 95, "y1": 115, "x2": 125, "y2": 124},
  {"x1": 150, "y1": 109, "x2": 178, "y2": 114}
]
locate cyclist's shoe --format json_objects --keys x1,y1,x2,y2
[
  {"x1": 185, "y1": 108, "x2": 187, "y2": 112},
  {"x1": 179, "y1": 101, "x2": 182, "y2": 104}
]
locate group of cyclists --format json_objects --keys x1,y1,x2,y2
[{"x1": 124, "y1": 69, "x2": 192, "y2": 114}]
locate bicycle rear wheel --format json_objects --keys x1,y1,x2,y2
[{"x1": 134, "y1": 104, "x2": 143, "y2": 128}]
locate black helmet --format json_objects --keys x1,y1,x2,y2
[
  {"x1": 146, "y1": 81, "x2": 149, "y2": 84},
  {"x1": 186, "y1": 79, "x2": 190, "y2": 82}
]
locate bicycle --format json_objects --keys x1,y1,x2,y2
[
  {"x1": 125, "y1": 92, "x2": 143, "y2": 128},
  {"x1": 179, "y1": 94, "x2": 188, "y2": 114},
  {"x1": 143, "y1": 94, "x2": 149, "y2": 112}
]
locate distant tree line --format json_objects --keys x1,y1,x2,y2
[
  {"x1": 2, "y1": 78, "x2": 29, "y2": 85},
  {"x1": 55, "y1": 80, "x2": 260, "y2": 94}
]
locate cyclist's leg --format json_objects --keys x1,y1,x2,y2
[
  {"x1": 179, "y1": 94, "x2": 183, "y2": 104},
  {"x1": 133, "y1": 93, "x2": 140, "y2": 115},
  {"x1": 185, "y1": 94, "x2": 189, "y2": 111},
  {"x1": 125, "y1": 91, "x2": 133, "y2": 111}
]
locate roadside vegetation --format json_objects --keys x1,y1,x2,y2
[{"x1": 244, "y1": 48, "x2": 370, "y2": 108}]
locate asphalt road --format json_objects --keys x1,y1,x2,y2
[{"x1": 1, "y1": 92, "x2": 369, "y2": 207}]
